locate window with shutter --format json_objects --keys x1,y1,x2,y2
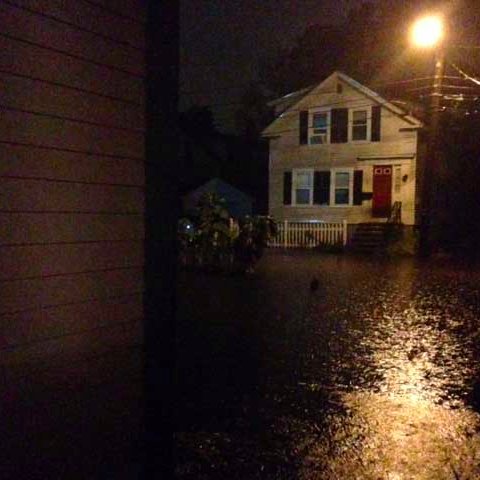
[
  {"x1": 294, "y1": 171, "x2": 313, "y2": 205},
  {"x1": 310, "y1": 110, "x2": 329, "y2": 144},
  {"x1": 334, "y1": 172, "x2": 350, "y2": 204},
  {"x1": 329, "y1": 168, "x2": 353, "y2": 206},
  {"x1": 352, "y1": 110, "x2": 368, "y2": 141}
]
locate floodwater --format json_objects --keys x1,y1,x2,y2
[{"x1": 176, "y1": 251, "x2": 480, "y2": 479}]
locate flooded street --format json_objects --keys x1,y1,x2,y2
[{"x1": 176, "y1": 251, "x2": 480, "y2": 479}]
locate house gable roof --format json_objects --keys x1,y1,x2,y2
[
  {"x1": 267, "y1": 85, "x2": 316, "y2": 114},
  {"x1": 262, "y1": 71, "x2": 422, "y2": 137}
]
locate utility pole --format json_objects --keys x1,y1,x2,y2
[
  {"x1": 411, "y1": 10, "x2": 446, "y2": 256},
  {"x1": 420, "y1": 49, "x2": 445, "y2": 256}
]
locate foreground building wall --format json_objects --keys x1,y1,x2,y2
[{"x1": 1, "y1": 0, "x2": 145, "y2": 411}]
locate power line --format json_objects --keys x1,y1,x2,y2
[
  {"x1": 371, "y1": 76, "x2": 441, "y2": 86},
  {"x1": 405, "y1": 84, "x2": 480, "y2": 92},
  {"x1": 450, "y1": 62, "x2": 480, "y2": 87}
]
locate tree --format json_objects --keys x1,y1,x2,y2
[
  {"x1": 234, "y1": 82, "x2": 273, "y2": 140},
  {"x1": 257, "y1": 0, "x2": 450, "y2": 98},
  {"x1": 179, "y1": 105, "x2": 218, "y2": 137}
]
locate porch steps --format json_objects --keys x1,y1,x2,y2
[{"x1": 348, "y1": 223, "x2": 388, "y2": 254}]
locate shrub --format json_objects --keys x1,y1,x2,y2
[
  {"x1": 234, "y1": 216, "x2": 277, "y2": 272},
  {"x1": 178, "y1": 193, "x2": 276, "y2": 272}
]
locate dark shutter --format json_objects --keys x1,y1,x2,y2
[
  {"x1": 313, "y1": 171, "x2": 330, "y2": 205},
  {"x1": 331, "y1": 108, "x2": 348, "y2": 143},
  {"x1": 299, "y1": 110, "x2": 308, "y2": 145},
  {"x1": 353, "y1": 170, "x2": 363, "y2": 205},
  {"x1": 371, "y1": 105, "x2": 381, "y2": 142},
  {"x1": 283, "y1": 171, "x2": 292, "y2": 205}
]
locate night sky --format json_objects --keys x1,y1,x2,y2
[{"x1": 180, "y1": 0, "x2": 357, "y2": 131}]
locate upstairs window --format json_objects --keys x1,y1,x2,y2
[
  {"x1": 300, "y1": 106, "x2": 380, "y2": 145},
  {"x1": 352, "y1": 110, "x2": 368, "y2": 141},
  {"x1": 310, "y1": 111, "x2": 329, "y2": 144}
]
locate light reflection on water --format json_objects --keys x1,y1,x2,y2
[
  {"x1": 177, "y1": 253, "x2": 480, "y2": 478},
  {"x1": 289, "y1": 257, "x2": 480, "y2": 479},
  {"x1": 302, "y1": 391, "x2": 480, "y2": 479},
  {"x1": 367, "y1": 302, "x2": 476, "y2": 407}
]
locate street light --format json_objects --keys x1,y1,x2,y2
[
  {"x1": 410, "y1": 14, "x2": 446, "y2": 256},
  {"x1": 411, "y1": 16, "x2": 444, "y2": 48}
]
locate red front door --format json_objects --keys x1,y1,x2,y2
[{"x1": 372, "y1": 165, "x2": 392, "y2": 217}]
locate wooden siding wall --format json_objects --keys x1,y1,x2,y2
[
  {"x1": 1, "y1": 0, "x2": 145, "y2": 402},
  {"x1": 267, "y1": 77, "x2": 419, "y2": 226}
]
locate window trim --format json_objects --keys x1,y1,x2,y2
[
  {"x1": 292, "y1": 168, "x2": 314, "y2": 206},
  {"x1": 349, "y1": 107, "x2": 371, "y2": 143},
  {"x1": 330, "y1": 168, "x2": 354, "y2": 206},
  {"x1": 309, "y1": 109, "x2": 330, "y2": 145}
]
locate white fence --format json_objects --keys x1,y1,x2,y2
[{"x1": 269, "y1": 220, "x2": 348, "y2": 248}]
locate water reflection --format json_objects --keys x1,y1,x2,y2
[
  {"x1": 177, "y1": 253, "x2": 480, "y2": 479},
  {"x1": 367, "y1": 301, "x2": 477, "y2": 407},
  {"x1": 298, "y1": 258, "x2": 480, "y2": 479},
  {"x1": 302, "y1": 391, "x2": 480, "y2": 479}
]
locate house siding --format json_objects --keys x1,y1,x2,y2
[
  {"x1": 1, "y1": 1, "x2": 145, "y2": 402},
  {"x1": 267, "y1": 74, "x2": 419, "y2": 226}
]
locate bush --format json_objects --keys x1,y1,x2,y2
[
  {"x1": 234, "y1": 216, "x2": 277, "y2": 272},
  {"x1": 179, "y1": 193, "x2": 276, "y2": 273}
]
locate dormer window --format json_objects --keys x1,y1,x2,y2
[{"x1": 310, "y1": 110, "x2": 329, "y2": 144}]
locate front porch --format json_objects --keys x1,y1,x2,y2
[{"x1": 270, "y1": 202, "x2": 403, "y2": 250}]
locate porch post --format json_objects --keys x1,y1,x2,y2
[
  {"x1": 284, "y1": 220, "x2": 288, "y2": 248},
  {"x1": 342, "y1": 220, "x2": 348, "y2": 246}
]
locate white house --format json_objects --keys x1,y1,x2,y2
[{"x1": 262, "y1": 72, "x2": 424, "y2": 231}]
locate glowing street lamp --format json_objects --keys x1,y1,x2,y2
[
  {"x1": 410, "y1": 15, "x2": 445, "y2": 255},
  {"x1": 410, "y1": 15, "x2": 444, "y2": 48},
  {"x1": 409, "y1": 15, "x2": 445, "y2": 120}
]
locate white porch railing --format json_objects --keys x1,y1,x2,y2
[{"x1": 269, "y1": 220, "x2": 348, "y2": 248}]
